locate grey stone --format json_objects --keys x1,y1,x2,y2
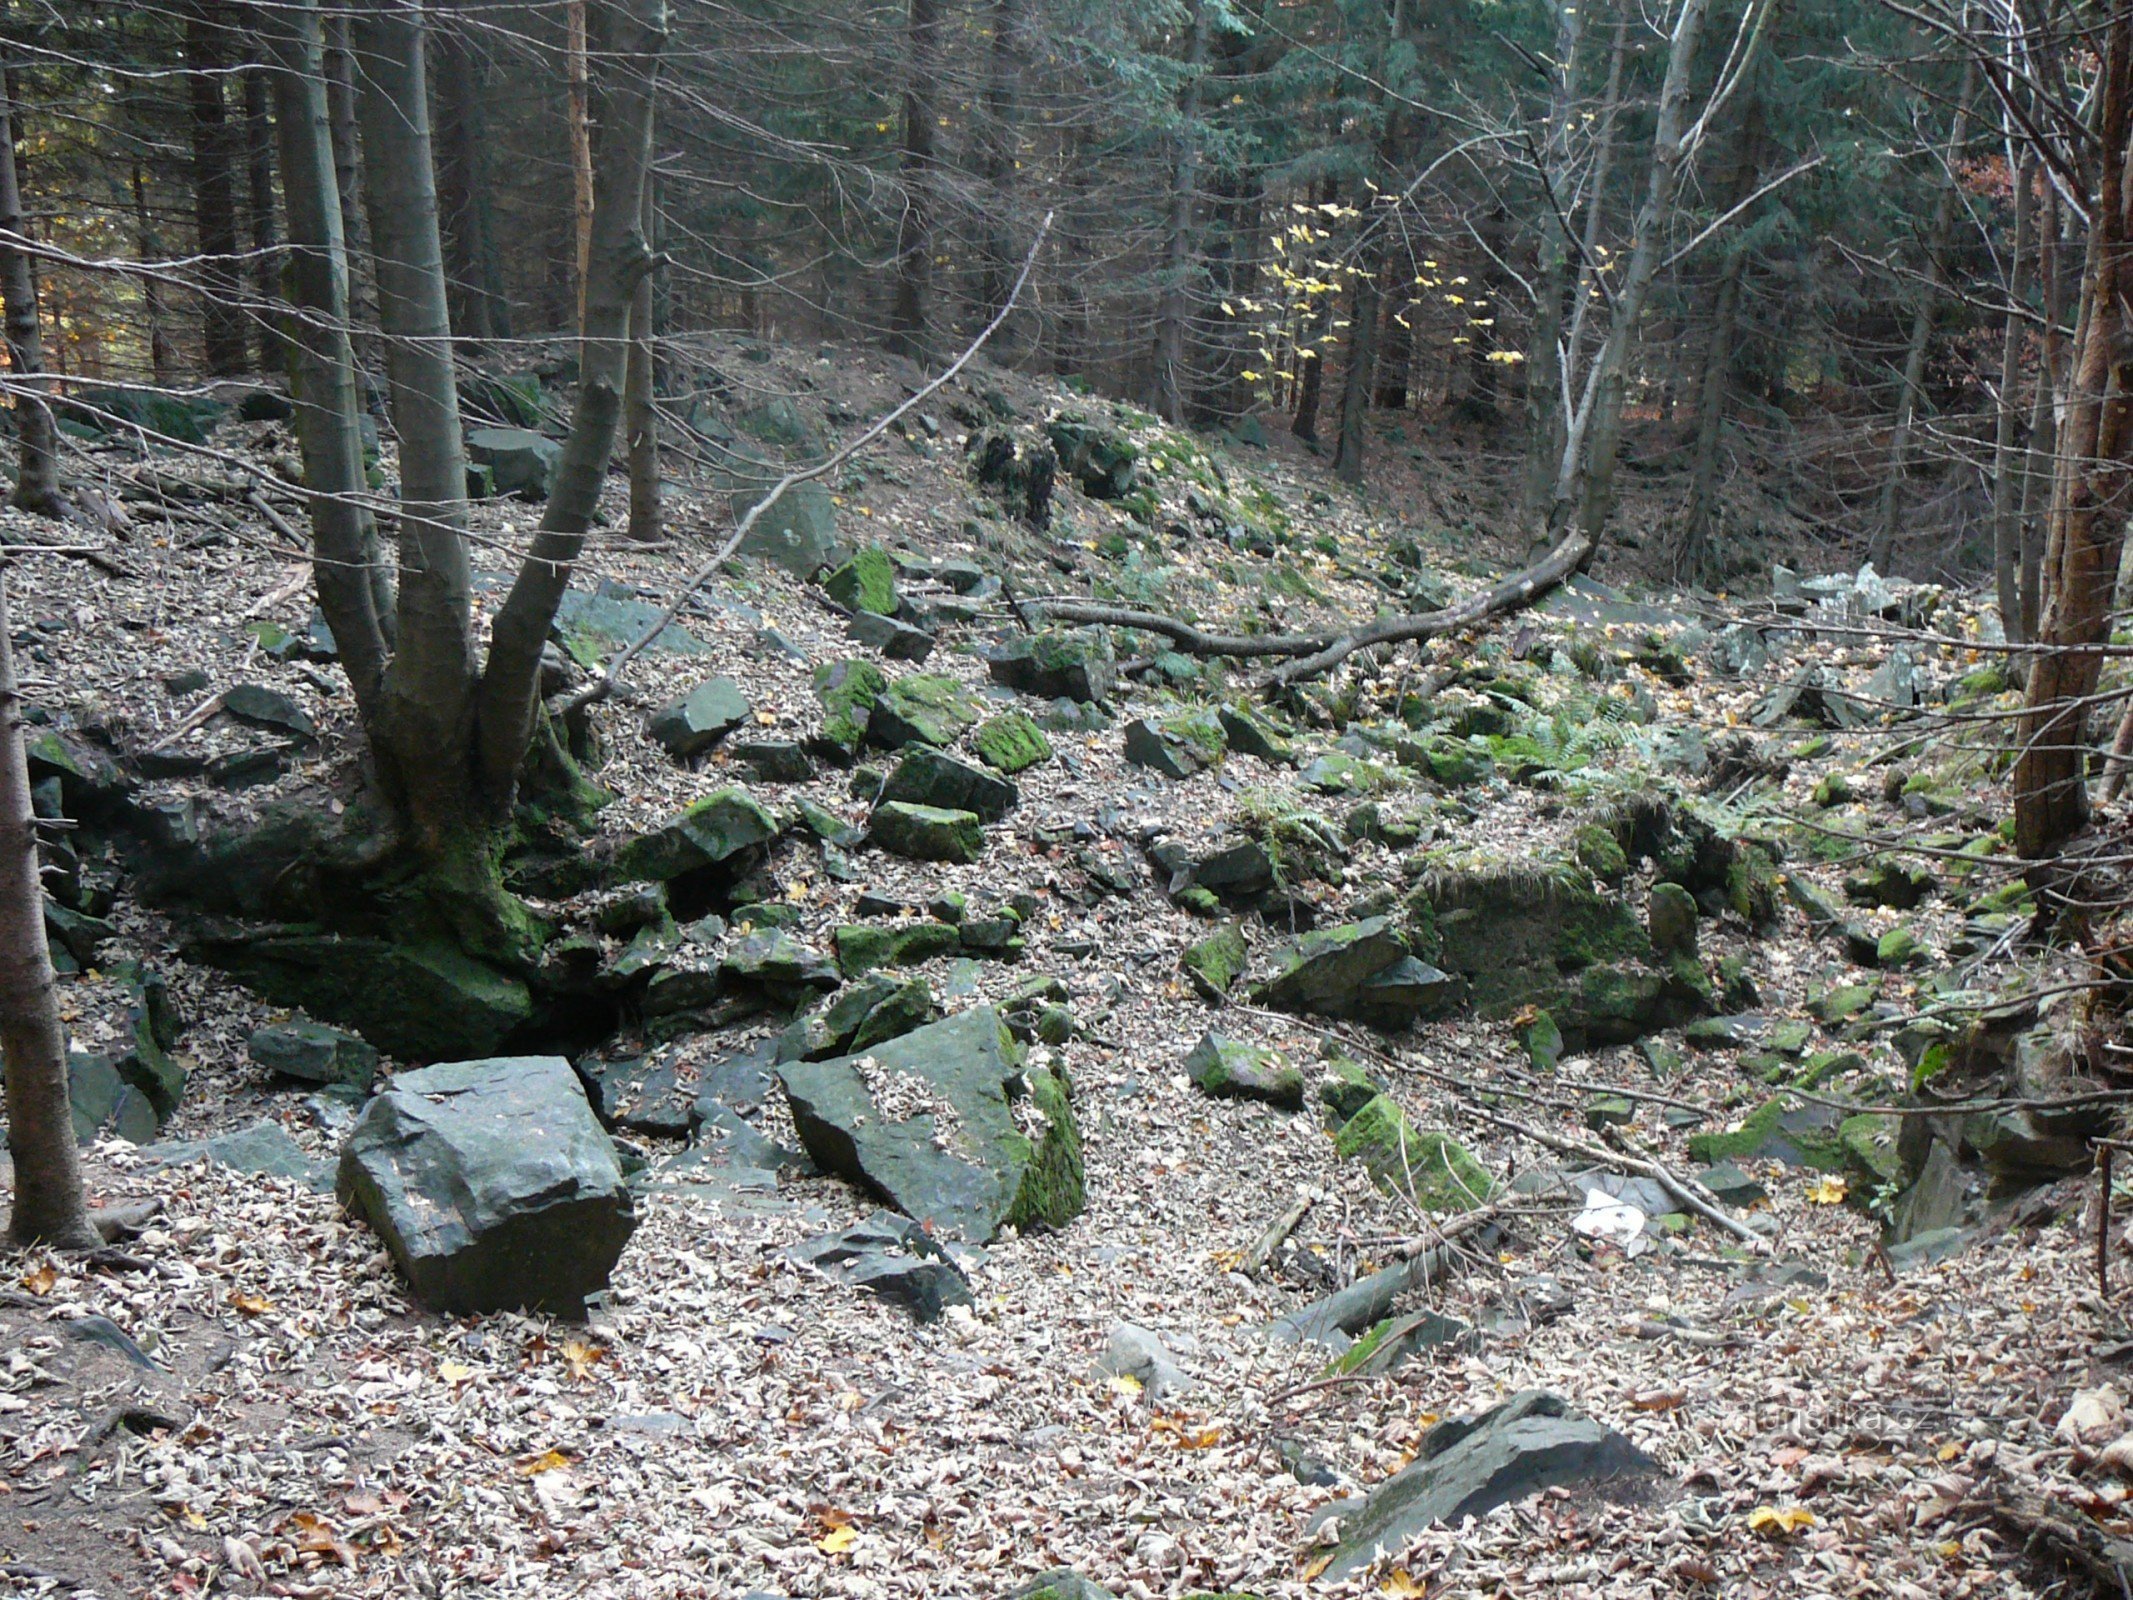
[
  {"x1": 1647, "y1": 883, "x2": 1699, "y2": 958},
  {"x1": 848, "y1": 610, "x2": 937, "y2": 661},
  {"x1": 551, "y1": 584, "x2": 711, "y2": 663},
  {"x1": 616, "y1": 788, "x2": 780, "y2": 881},
  {"x1": 732, "y1": 740, "x2": 815, "y2": 783},
  {"x1": 221, "y1": 684, "x2": 315, "y2": 741},
  {"x1": 1323, "y1": 1391, "x2": 1660, "y2": 1579},
  {"x1": 1257, "y1": 917, "x2": 1458, "y2": 1029},
  {"x1": 337, "y1": 1056, "x2": 637, "y2": 1315},
  {"x1": 790, "y1": 1212, "x2": 975, "y2": 1323},
  {"x1": 879, "y1": 746, "x2": 1019, "y2": 822},
  {"x1": 1091, "y1": 1323, "x2": 1192, "y2": 1403},
  {"x1": 1266, "y1": 1260, "x2": 1422, "y2": 1350},
  {"x1": 647, "y1": 677, "x2": 752, "y2": 760},
  {"x1": 248, "y1": 1018, "x2": 378, "y2": 1090},
  {"x1": 985, "y1": 629, "x2": 1116, "y2": 704},
  {"x1": 735, "y1": 482, "x2": 841, "y2": 576},
  {"x1": 776, "y1": 1007, "x2": 1082, "y2": 1242},
  {"x1": 1006, "y1": 1575, "x2": 1118, "y2": 1600},
  {"x1": 869, "y1": 801, "x2": 986, "y2": 864},
  {"x1": 466, "y1": 426, "x2": 562, "y2": 499},
  {"x1": 141, "y1": 1118, "x2": 329, "y2": 1192}
]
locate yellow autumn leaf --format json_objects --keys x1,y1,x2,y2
[
  {"x1": 1108, "y1": 1373, "x2": 1144, "y2": 1399},
  {"x1": 230, "y1": 1290, "x2": 275, "y2": 1316},
  {"x1": 563, "y1": 1338, "x2": 604, "y2": 1380},
  {"x1": 1382, "y1": 1569, "x2": 1429, "y2": 1597},
  {"x1": 818, "y1": 1524, "x2": 858, "y2": 1555},
  {"x1": 438, "y1": 1362, "x2": 475, "y2": 1383},
  {"x1": 1300, "y1": 1553, "x2": 1334, "y2": 1581},
  {"x1": 1807, "y1": 1175, "x2": 1848, "y2": 1205},
  {"x1": 515, "y1": 1449, "x2": 572, "y2": 1476},
  {"x1": 21, "y1": 1263, "x2": 57, "y2": 1295},
  {"x1": 1747, "y1": 1505, "x2": 1817, "y2": 1536}
]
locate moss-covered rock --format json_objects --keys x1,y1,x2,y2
[
  {"x1": 1334, "y1": 1094, "x2": 1494, "y2": 1210},
  {"x1": 1183, "y1": 1033, "x2": 1304, "y2": 1109},
  {"x1": 1123, "y1": 710, "x2": 1228, "y2": 778},
  {"x1": 1319, "y1": 1055, "x2": 1384, "y2": 1125},
  {"x1": 833, "y1": 920, "x2": 962, "y2": 976},
  {"x1": 1647, "y1": 883, "x2": 1699, "y2": 956},
  {"x1": 812, "y1": 657, "x2": 889, "y2": 758},
  {"x1": 986, "y1": 628, "x2": 1116, "y2": 703},
  {"x1": 973, "y1": 711, "x2": 1054, "y2": 773},
  {"x1": 868, "y1": 674, "x2": 987, "y2": 749},
  {"x1": 869, "y1": 801, "x2": 986, "y2": 863},
  {"x1": 615, "y1": 788, "x2": 779, "y2": 881},
  {"x1": 1844, "y1": 860, "x2": 1937, "y2": 910},
  {"x1": 1572, "y1": 822, "x2": 1629, "y2": 882},
  {"x1": 1001, "y1": 1062, "x2": 1086, "y2": 1231},
  {"x1": 823, "y1": 544, "x2": 898, "y2": 615},
  {"x1": 1181, "y1": 921, "x2": 1248, "y2": 1001},
  {"x1": 1725, "y1": 842, "x2": 1783, "y2": 929},
  {"x1": 1256, "y1": 916, "x2": 1459, "y2": 1029},
  {"x1": 1686, "y1": 1097, "x2": 1845, "y2": 1170}
]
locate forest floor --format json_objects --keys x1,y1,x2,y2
[{"x1": 0, "y1": 338, "x2": 2119, "y2": 1600}]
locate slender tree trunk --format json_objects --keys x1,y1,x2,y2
[
  {"x1": 0, "y1": 573, "x2": 95, "y2": 1251},
  {"x1": 1870, "y1": 87, "x2": 1971, "y2": 573},
  {"x1": 244, "y1": 66, "x2": 279, "y2": 372},
  {"x1": 1677, "y1": 109, "x2": 1764, "y2": 575},
  {"x1": 266, "y1": 0, "x2": 391, "y2": 726},
  {"x1": 0, "y1": 77, "x2": 64, "y2": 520},
  {"x1": 2013, "y1": 14, "x2": 2133, "y2": 862},
  {"x1": 1333, "y1": 269, "x2": 1380, "y2": 483},
  {"x1": 1149, "y1": 0, "x2": 1206, "y2": 424},
  {"x1": 351, "y1": 0, "x2": 483, "y2": 889},
  {"x1": 887, "y1": 0, "x2": 941, "y2": 365},
  {"x1": 1992, "y1": 154, "x2": 2036, "y2": 641},
  {"x1": 476, "y1": 0, "x2": 664, "y2": 810},
  {"x1": 131, "y1": 161, "x2": 174, "y2": 383},
  {"x1": 1565, "y1": 0, "x2": 1721, "y2": 546},
  {"x1": 625, "y1": 156, "x2": 661, "y2": 541},
  {"x1": 433, "y1": 17, "x2": 510, "y2": 343},
  {"x1": 976, "y1": 0, "x2": 1026, "y2": 348},
  {"x1": 1291, "y1": 177, "x2": 1334, "y2": 444},
  {"x1": 1375, "y1": 262, "x2": 1413, "y2": 410},
  {"x1": 1521, "y1": 0, "x2": 1603, "y2": 520},
  {"x1": 188, "y1": 2, "x2": 247, "y2": 376},
  {"x1": 567, "y1": 0, "x2": 594, "y2": 331},
  {"x1": 2020, "y1": 181, "x2": 2070, "y2": 645}
]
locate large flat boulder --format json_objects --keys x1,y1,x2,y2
[
  {"x1": 1256, "y1": 917, "x2": 1459, "y2": 1030},
  {"x1": 1324, "y1": 1391, "x2": 1659, "y2": 1579},
  {"x1": 337, "y1": 1056, "x2": 636, "y2": 1316},
  {"x1": 615, "y1": 788, "x2": 779, "y2": 881},
  {"x1": 776, "y1": 1007, "x2": 1082, "y2": 1241}
]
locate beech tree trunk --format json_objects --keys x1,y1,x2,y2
[
  {"x1": 1992, "y1": 154, "x2": 2036, "y2": 641},
  {"x1": 1677, "y1": 110, "x2": 1764, "y2": 576},
  {"x1": 131, "y1": 160, "x2": 175, "y2": 383},
  {"x1": 1333, "y1": 269, "x2": 1379, "y2": 484},
  {"x1": 0, "y1": 572, "x2": 96, "y2": 1251},
  {"x1": 0, "y1": 76, "x2": 65, "y2": 519},
  {"x1": 567, "y1": 0, "x2": 594, "y2": 330},
  {"x1": 2013, "y1": 14, "x2": 2133, "y2": 862},
  {"x1": 266, "y1": 0, "x2": 390, "y2": 727},
  {"x1": 887, "y1": 0, "x2": 941, "y2": 364},
  {"x1": 187, "y1": 2, "x2": 248, "y2": 376},
  {"x1": 975, "y1": 0, "x2": 1027, "y2": 348}
]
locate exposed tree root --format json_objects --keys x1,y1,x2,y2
[
  {"x1": 1032, "y1": 525, "x2": 1595, "y2": 688},
  {"x1": 1972, "y1": 1490, "x2": 2133, "y2": 1597}
]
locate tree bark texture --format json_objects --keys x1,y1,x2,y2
[
  {"x1": 476, "y1": 0, "x2": 664, "y2": 810},
  {"x1": 625, "y1": 156, "x2": 661, "y2": 541},
  {"x1": 266, "y1": 0, "x2": 391, "y2": 727},
  {"x1": 2013, "y1": 14, "x2": 2133, "y2": 862},
  {"x1": 0, "y1": 76, "x2": 65, "y2": 519},
  {"x1": 0, "y1": 572, "x2": 96, "y2": 1250},
  {"x1": 888, "y1": 0, "x2": 941, "y2": 365},
  {"x1": 567, "y1": 0, "x2": 594, "y2": 331},
  {"x1": 1992, "y1": 155, "x2": 2036, "y2": 641},
  {"x1": 187, "y1": 2, "x2": 248, "y2": 376},
  {"x1": 1149, "y1": 0, "x2": 1206, "y2": 424},
  {"x1": 244, "y1": 65, "x2": 281, "y2": 372},
  {"x1": 433, "y1": 18, "x2": 511, "y2": 343}
]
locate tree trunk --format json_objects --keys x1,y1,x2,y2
[
  {"x1": 0, "y1": 77, "x2": 65, "y2": 520},
  {"x1": 625, "y1": 156, "x2": 661, "y2": 541},
  {"x1": 266, "y1": 0, "x2": 391, "y2": 726},
  {"x1": 351, "y1": 0, "x2": 483, "y2": 902},
  {"x1": 0, "y1": 572, "x2": 96, "y2": 1251},
  {"x1": 1149, "y1": 0, "x2": 1206, "y2": 424},
  {"x1": 887, "y1": 0, "x2": 941, "y2": 365},
  {"x1": 475, "y1": 0, "x2": 664, "y2": 811},
  {"x1": 2013, "y1": 14, "x2": 2133, "y2": 863},
  {"x1": 433, "y1": 17, "x2": 510, "y2": 343},
  {"x1": 975, "y1": 0, "x2": 1027, "y2": 350},
  {"x1": 1677, "y1": 110, "x2": 1764, "y2": 575},
  {"x1": 1333, "y1": 270, "x2": 1380, "y2": 484},
  {"x1": 1870, "y1": 87, "x2": 1971, "y2": 573},
  {"x1": 131, "y1": 160, "x2": 175, "y2": 383},
  {"x1": 244, "y1": 65, "x2": 280, "y2": 372},
  {"x1": 1992, "y1": 155, "x2": 2036, "y2": 641},
  {"x1": 567, "y1": 0, "x2": 594, "y2": 331},
  {"x1": 187, "y1": 2, "x2": 247, "y2": 376},
  {"x1": 1565, "y1": 0, "x2": 1718, "y2": 546}
]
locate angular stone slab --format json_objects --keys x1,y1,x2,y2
[{"x1": 337, "y1": 1056, "x2": 636, "y2": 1316}]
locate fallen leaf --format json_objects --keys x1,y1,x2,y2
[
  {"x1": 20, "y1": 1263, "x2": 56, "y2": 1296},
  {"x1": 229, "y1": 1290, "x2": 275, "y2": 1316},
  {"x1": 515, "y1": 1449, "x2": 573, "y2": 1476},
  {"x1": 1631, "y1": 1389, "x2": 1686, "y2": 1412},
  {"x1": 1381, "y1": 1568, "x2": 1428, "y2": 1597},
  {"x1": 1807, "y1": 1175, "x2": 1848, "y2": 1205},
  {"x1": 818, "y1": 1524, "x2": 857, "y2": 1555},
  {"x1": 562, "y1": 1338, "x2": 604, "y2": 1381},
  {"x1": 1747, "y1": 1505, "x2": 1817, "y2": 1537},
  {"x1": 437, "y1": 1362, "x2": 475, "y2": 1383}
]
